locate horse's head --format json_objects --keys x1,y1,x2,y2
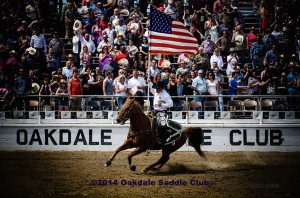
[{"x1": 116, "y1": 98, "x2": 139, "y2": 125}]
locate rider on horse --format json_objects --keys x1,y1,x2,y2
[{"x1": 150, "y1": 81, "x2": 183, "y2": 145}]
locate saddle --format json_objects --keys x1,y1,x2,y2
[{"x1": 153, "y1": 111, "x2": 184, "y2": 145}]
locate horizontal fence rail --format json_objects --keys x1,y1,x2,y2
[{"x1": 0, "y1": 95, "x2": 299, "y2": 126}]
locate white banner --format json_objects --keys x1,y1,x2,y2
[{"x1": 0, "y1": 126, "x2": 299, "y2": 152}]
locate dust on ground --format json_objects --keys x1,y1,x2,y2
[{"x1": 1, "y1": 151, "x2": 300, "y2": 198}]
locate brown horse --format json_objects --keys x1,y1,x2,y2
[{"x1": 104, "y1": 98, "x2": 206, "y2": 173}]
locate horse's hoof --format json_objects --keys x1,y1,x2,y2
[
  {"x1": 130, "y1": 164, "x2": 136, "y2": 171},
  {"x1": 104, "y1": 160, "x2": 111, "y2": 167}
]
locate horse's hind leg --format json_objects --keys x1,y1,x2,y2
[
  {"x1": 104, "y1": 139, "x2": 133, "y2": 167},
  {"x1": 127, "y1": 147, "x2": 146, "y2": 171},
  {"x1": 142, "y1": 151, "x2": 170, "y2": 173}
]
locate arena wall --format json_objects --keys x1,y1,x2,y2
[{"x1": 1, "y1": 125, "x2": 299, "y2": 152}]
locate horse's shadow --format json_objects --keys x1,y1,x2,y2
[{"x1": 140, "y1": 163, "x2": 207, "y2": 176}]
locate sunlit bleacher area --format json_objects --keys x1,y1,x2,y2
[{"x1": 0, "y1": 0, "x2": 300, "y2": 125}]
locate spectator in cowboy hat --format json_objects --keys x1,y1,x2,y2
[{"x1": 24, "y1": 47, "x2": 41, "y2": 76}]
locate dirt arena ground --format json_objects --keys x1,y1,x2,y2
[{"x1": 1, "y1": 151, "x2": 300, "y2": 198}]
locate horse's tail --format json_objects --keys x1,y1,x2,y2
[{"x1": 186, "y1": 127, "x2": 206, "y2": 159}]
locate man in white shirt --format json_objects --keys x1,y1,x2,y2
[
  {"x1": 150, "y1": 81, "x2": 173, "y2": 112},
  {"x1": 164, "y1": 2, "x2": 178, "y2": 19},
  {"x1": 127, "y1": 69, "x2": 147, "y2": 106},
  {"x1": 226, "y1": 47, "x2": 239, "y2": 76},
  {"x1": 149, "y1": 60, "x2": 161, "y2": 79},
  {"x1": 97, "y1": 34, "x2": 113, "y2": 52},
  {"x1": 149, "y1": 81, "x2": 182, "y2": 145},
  {"x1": 62, "y1": 61, "x2": 74, "y2": 82},
  {"x1": 77, "y1": 31, "x2": 96, "y2": 53},
  {"x1": 210, "y1": 48, "x2": 223, "y2": 70}
]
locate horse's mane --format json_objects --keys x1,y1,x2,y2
[{"x1": 124, "y1": 98, "x2": 144, "y2": 113}]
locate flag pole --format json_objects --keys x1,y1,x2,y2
[
  {"x1": 147, "y1": 24, "x2": 151, "y2": 111},
  {"x1": 147, "y1": 3, "x2": 154, "y2": 112},
  {"x1": 147, "y1": 52, "x2": 151, "y2": 111}
]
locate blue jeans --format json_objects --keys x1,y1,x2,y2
[
  {"x1": 116, "y1": 97, "x2": 126, "y2": 111},
  {"x1": 170, "y1": 97, "x2": 182, "y2": 111},
  {"x1": 236, "y1": 50, "x2": 245, "y2": 68},
  {"x1": 252, "y1": 57, "x2": 264, "y2": 70},
  {"x1": 194, "y1": 94, "x2": 206, "y2": 111},
  {"x1": 218, "y1": 94, "x2": 224, "y2": 111},
  {"x1": 55, "y1": 53, "x2": 62, "y2": 68}
]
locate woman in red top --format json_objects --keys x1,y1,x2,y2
[
  {"x1": 247, "y1": 27, "x2": 257, "y2": 51},
  {"x1": 99, "y1": 14, "x2": 108, "y2": 30},
  {"x1": 115, "y1": 45, "x2": 127, "y2": 62}
]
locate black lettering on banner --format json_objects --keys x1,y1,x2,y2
[
  {"x1": 202, "y1": 130, "x2": 212, "y2": 145},
  {"x1": 74, "y1": 129, "x2": 87, "y2": 145},
  {"x1": 29, "y1": 129, "x2": 42, "y2": 145},
  {"x1": 256, "y1": 130, "x2": 268, "y2": 146},
  {"x1": 101, "y1": 130, "x2": 112, "y2": 145},
  {"x1": 59, "y1": 129, "x2": 71, "y2": 145},
  {"x1": 230, "y1": 130, "x2": 241, "y2": 145},
  {"x1": 45, "y1": 129, "x2": 57, "y2": 145},
  {"x1": 243, "y1": 129, "x2": 255, "y2": 146},
  {"x1": 89, "y1": 129, "x2": 99, "y2": 145},
  {"x1": 17, "y1": 129, "x2": 27, "y2": 145},
  {"x1": 270, "y1": 130, "x2": 283, "y2": 146}
]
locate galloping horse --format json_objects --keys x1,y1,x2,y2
[{"x1": 104, "y1": 98, "x2": 206, "y2": 173}]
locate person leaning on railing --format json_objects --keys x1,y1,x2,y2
[
  {"x1": 68, "y1": 69, "x2": 83, "y2": 111},
  {"x1": 114, "y1": 74, "x2": 128, "y2": 111},
  {"x1": 12, "y1": 68, "x2": 32, "y2": 109},
  {"x1": 229, "y1": 72, "x2": 249, "y2": 96},
  {"x1": 247, "y1": 69, "x2": 260, "y2": 95},
  {"x1": 192, "y1": 69, "x2": 207, "y2": 109},
  {"x1": 127, "y1": 69, "x2": 147, "y2": 107}
]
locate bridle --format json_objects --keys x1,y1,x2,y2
[{"x1": 119, "y1": 101, "x2": 134, "y2": 124}]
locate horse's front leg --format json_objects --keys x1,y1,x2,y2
[
  {"x1": 104, "y1": 139, "x2": 133, "y2": 167},
  {"x1": 127, "y1": 147, "x2": 146, "y2": 171},
  {"x1": 142, "y1": 151, "x2": 170, "y2": 173}
]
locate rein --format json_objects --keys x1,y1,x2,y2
[
  {"x1": 120, "y1": 101, "x2": 134, "y2": 124},
  {"x1": 121, "y1": 100, "x2": 151, "y2": 137}
]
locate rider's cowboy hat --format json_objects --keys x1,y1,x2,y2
[{"x1": 73, "y1": 20, "x2": 82, "y2": 31}]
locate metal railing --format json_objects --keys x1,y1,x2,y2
[{"x1": 0, "y1": 94, "x2": 299, "y2": 125}]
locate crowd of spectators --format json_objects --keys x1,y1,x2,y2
[{"x1": 0, "y1": 0, "x2": 300, "y2": 112}]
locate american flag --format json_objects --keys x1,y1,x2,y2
[{"x1": 149, "y1": 7, "x2": 198, "y2": 55}]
